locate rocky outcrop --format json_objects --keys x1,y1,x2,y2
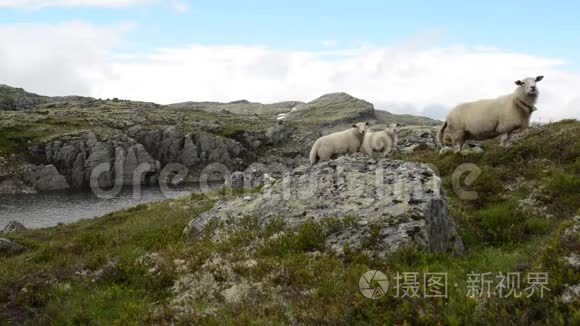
[
  {"x1": 25, "y1": 125, "x2": 266, "y2": 189},
  {"x1": 397, "y1": 126, "x2": 440, "y2": 153},
  {"x1": 223, "y1": 163, "x2": 279, "y2": 190},
  {"x1": 21, "y1": 164, "x2": 69, "y2": 191},
  {"x1": 264, "y1": 124, "x2": 293, "y2": 146},
  {"x1": 185, "y1": 155, "x2": 464, "y2": 257},
  {"x1": 31, "y1": 132, "x2": 159, "y2": 189},
  {"x1": 2, "y1": 221, "x2": 27, "y2": 233},
  {"x1": 0, "y1": 238, "x2": 26, "y2": 256},
  {"x1": 127, "y1": 126, "x2": 248, "y2": 178},
  {"x1": 394, "y1": 125, "x2": 484, "y2": 155},
  {"x1": 0, "y1": 156, "x2": 37, "y2": 194}
]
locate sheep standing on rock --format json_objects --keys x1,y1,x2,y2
[
  {"x1": 438, "y1": 76, "x2": 543, "y2": 152},
  {"x1": 309, "y1": 122, "x2": 368, "y2": 164},
  {"x1": 360, "y1": 123, "x2": 399, "y2": 157}
]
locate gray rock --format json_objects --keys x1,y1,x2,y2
[
  {"x1": 0, "y1": 178, "x2": 37, "y2": 195},
  {"x1": 223, "y1": 162, "x2": 288, "y2": 191},
  {"x1": 564, "y1": 254, "x2": 580, "y2": 271},
  {"x1": 132, "y1": 127, "x2": 246, "y2": 176},
  {"x1": 224, "y1": 171, "x2": 245, "y2": 190},
  {"x1": 402, "y1": 144, "x2": 422, "y2": 154},
  {"x1": 21, "y1": 164, "x2": 70, "y2": 191},
  {"x1": 264, "y1": 124, "x2": 292, "y2": 145},
  {"x1": 185, "y1": 155, "x2": 463, "y2": 257},
  {"x1": 0, "y1": 238, "x2": 27, "y2": 256},
  {"x1": 2, "y1": 221, "x2": 27, "y2": 233},
  {"x1": 560, "y1": 284, "x2": 580, "y2": 304},
  {"x1": 397, "y1": 126, "x2": 439, "y2": 151},
  {"x1": 32, "y1": 132, "x2": 159, "y2": 189},
  {"x1": 439, "y1": 146, "x2": 454, "y2": 155}
]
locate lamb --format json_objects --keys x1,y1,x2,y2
[
  {"x1": 309, "y1": 122, "x2": 368, "y2": 164},
  {"x1": 438, "y1": 76, "x2": 543, "y2": 151},
  {"x1": 359, "y1": 123, "x2": 399, "y2": 157}
]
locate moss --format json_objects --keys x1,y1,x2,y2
[{"x1": 543, "y1": 167, "x2": 580, "y2": 216}]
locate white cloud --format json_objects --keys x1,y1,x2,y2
[
  {"x1": 0, "y1": 0, "x2": 152, "y2": 8},
  {"x1": 0, "y1": 22, "x2": 124, "y2": 95},
  {"x1": 171, "y1": 0, "x2": 188, "y2": 13},
  {"x1": 0, "y1": 21, "x2": 578, "y2": 122}
]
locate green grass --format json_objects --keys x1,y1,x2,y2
[
  {"x1": 1, "y1": 121, "x2": 579, "y2": 324},
  {"x1": 0, "y1": 117, "x2": 92, "y2": 155},
  {"x1": 0, "y1": 194, "x2": 215, "y2": 324}
]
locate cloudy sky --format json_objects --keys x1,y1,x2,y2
[{"x1": 1, "y1": 0, "x2": 579, "y2": 121}]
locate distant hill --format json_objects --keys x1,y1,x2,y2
[
  {"x1": 284, "y1": 92, "x2": 440, "y2": 127},
  {"x1": 0, "y1": 85, "x2": 49, "y2": 111},
  {"x1": 374, "y1": 110, "x2": 441, "y2": 126},
  {"x1": 0, "y1": 84, "x2": 94, "y2": 111},
  {"x1": 0, "y1": 84, "x2": 440, "y2": 127},
  {"x1": 166, "y1": 100, "x2": 302, "y2": 116},
  {"x1": 285, "y1": 92, "x2": 375, "y2": 125}
]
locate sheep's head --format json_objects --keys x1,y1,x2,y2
[
  {"x1": 387, "y1": 123, "x2": 400, "y2": 133},
  {"x1": 515, "y1": 76, "x2": 543, "y2": 97},
  {"x1": 352, "y1": 122, "x2": 369, "y2": 134}
]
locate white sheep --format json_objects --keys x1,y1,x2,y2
[
  {"x1": 309, "y1": 122, "x2": 368, "y2": 164},
  {"x1": 359, "y1": 123, "x2": 399, "y2": 157},
  {"x1": 438, "y1": 76, "x2": 543, "y2": 151}
]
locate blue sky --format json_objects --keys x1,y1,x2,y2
[
  {"x1": 0, "y1": 0, "x2": 579, "y2": 121},
  {"x1": 2, "y1": 0, "x2": 579, "y2": 64}
]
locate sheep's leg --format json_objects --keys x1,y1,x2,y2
[
  {"x1": 500, "y1": 133, "x2": 511, "y2": 147},
  {"x1": 383, "y1": 147, "x2": 391, "y2": 158},
  {"x1": 452, "y1": 133, "x2": 465, "y2": 153}
]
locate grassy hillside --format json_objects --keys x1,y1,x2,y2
[
  {"x1": 1, "y1": 120, "x2": 578, "y2": 324},
  {"x1": 0, "y1": 85, "x2": 48, "y2": 111},
  {"x1": 0, "y1": 100, "x2": 274, "y2": 156},
  {"x1": 286, "y1": 92, "x2": 376, "y2": 124}
]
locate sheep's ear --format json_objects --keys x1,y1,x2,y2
[
  {"x1": 536, "y1": 75, "x2": 544, "y2": 82},
  {"x1": 352, "y1": 123, "x2": 357, "y2": 128},
  {"x1": 515, "y1": 80, "x2": 524, "y2": 86},
  {"x1": 365, "y1": 122, "x2": 369, "y2": 126}
]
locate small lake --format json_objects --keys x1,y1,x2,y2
[{"x1": 0, "y1": 183, "x2": 222, "y2": 229}]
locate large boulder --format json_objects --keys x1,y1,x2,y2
[
  {"x1": 21, "y1": 164, "x2": 70, "y2": 191},
  {"x1": 0, "y1": 238, "x2": 27, "y2": 256},
  {"x1": 185, "y1": 155, "x2": 464, "y2": 256}
]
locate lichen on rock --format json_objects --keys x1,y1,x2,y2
[{"x1": 185, "y1": 154, "x2": 464, "y2": 257}]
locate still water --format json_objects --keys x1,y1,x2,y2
[{"x1": 0, "y1": 183, "x2": 222, "y2": 229}]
